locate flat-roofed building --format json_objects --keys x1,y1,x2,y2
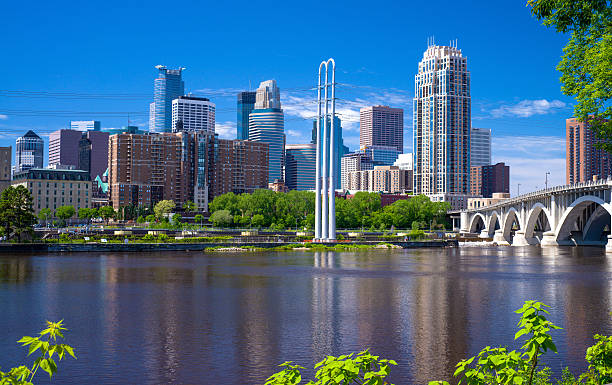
[
  {"x1": 12, "y1": 168, "x2": 91, "y2": 214},
  {"x1": 0, "y1": 146, "x2": 11, "y2": 192}
]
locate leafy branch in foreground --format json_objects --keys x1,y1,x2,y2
[
  {"x1": 265, "y1": 349, "x2": 397, "y2": 385},
  {"x1": 0, "y1": 320, "x2": 76, "y2": 384}
]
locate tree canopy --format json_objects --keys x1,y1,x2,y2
[
  {"x1": 529, "y1": 0, "x2": 612, "y2": 150},
  {"x1": 0, "y1": 186, "x2": 36, "y2": 241},
  {"x1": 208, "y1": 190, "x2": 450, "y2": 230},
  {"x1": 154, "y1": 200, "x2": 175, "y2": 220}
]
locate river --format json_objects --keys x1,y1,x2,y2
[{"x1": 0, "y1": 246, "x2": 610, "y2": 384}]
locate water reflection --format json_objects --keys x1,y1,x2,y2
[{"x1": 0, "y1": 246, "x2": 610, "y2": 384}]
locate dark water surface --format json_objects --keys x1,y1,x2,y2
[{"x1": 1, "y1": 246, "x2": 611, "y2": 384}]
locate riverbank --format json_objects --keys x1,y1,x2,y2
[{"x1": 0, "y1": 240, "x2": 457, "y2": 253}]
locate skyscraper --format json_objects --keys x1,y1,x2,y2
[
  {"x1": 70, "y1": 120, "x2": 101, "y2": 131},
  {"x1": 311, "y1": 116, "x2": 348, "y2": 189},
  {"x1": 285, "y1": 144, "x2": 316, "y2": 190},
  {"x1": 249, "y1": 80, "x2": 285, "y2": 182},
  {"x1": 49, "y1": 129, "x2": 82, "y2": 167},
  {"x1": 171, "y1": 95, "x2": 215, "y2": 133},
  {"x1": 470, "y1": 162, "x2": 510, "y2": 198},
  {"x1": 16, "y1": 130, "x2": 44, "y2": 172},
  {"x1": 470, "y1": 127, "x2": 491, "y2": 167},
  {"x1": 566, "y1": 117, "x2": 611, "y2": 184},
  {"x1": 413, "y1": 43, "x2": 471, "y2": 196},
  {"x1": 237, "y1": 91, "x2": 256, "y2": 140},
  {"x1": 360, "y1": 105, "x2": 403, "y2": 153},
  {"x1": 151, "y1": 65, "x2": 185, "y2": 133}
]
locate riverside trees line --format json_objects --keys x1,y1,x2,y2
[{"x1": 208, "y1": 190, "x2": 450, "y2": 230}]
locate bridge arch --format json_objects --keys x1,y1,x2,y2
[
  {"x1": 469, "y1": 213, "x2": 486, "y2": 234},
  {"x1": 502, "y1": 208, "x2": 522, "y2": 243},
  {"x1": 556, "y1": 195, "x2": 612, "y2": 245},
  {"x1": 486, "y1": 211, "x2": 501, "y2": 237},
  {"x1": 524, "y1": 203, "x2": 552, "y2": 242}
]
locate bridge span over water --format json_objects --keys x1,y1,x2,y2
[{"x1": 459, "y1": 178, "x2": 612, "y2": 251}]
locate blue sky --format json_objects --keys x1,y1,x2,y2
[{"x1": 0, "y1": 0, "x2": 574, "y2": 194}]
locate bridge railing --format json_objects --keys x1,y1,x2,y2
[{"x1": 461, "y1": 177, "x2": 612, "y2": 213}]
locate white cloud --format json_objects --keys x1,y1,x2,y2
[
  {"x1": 215, "y1": 121, "x2": 236, "y2": 139},
  {"x1": 491, "y1": 99, "x2": 566, "y2": 118},
  {"x1": 0, "y1": 115, "x2": 7, "y2": 120},
  {"x1": 492, "y1": 135, "x2": 566, "y2": 195}
]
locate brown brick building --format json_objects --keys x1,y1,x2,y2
[
  {"x1": 109, "y1": 132, "x2": 268, "y2": 211},
  {"x1": 566, "y1": 118, "x2": 611, "y2": 184},
  {"x1": 470, "y1": 162, "x2": 510, "y2": 198}
]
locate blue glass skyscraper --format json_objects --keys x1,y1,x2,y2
[
  {"x1": 237, "y1": 91, "x2": 256, "y2": 140},
  {"x1": 249, "y1": 80, "x2": 285, "y2": 183},
  {"x1": 151, "y1": 65, "x2": 185, "y2": 133},
  {"x1": 311, "y1": 116, "x2": 348, "y2": 189}
]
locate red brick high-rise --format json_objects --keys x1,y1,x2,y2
[{"x1": 566, "y1": 118, "x2": 611, "y2": 184}]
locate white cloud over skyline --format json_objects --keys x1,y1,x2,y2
[
  {"x1": 491, "y1": 99, "x2": 566, "y2": 118},
  {"x1": 215, "y1": 121, "x2": 236, "y2": 139}
]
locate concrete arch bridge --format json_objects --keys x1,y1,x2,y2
[{"x1": 460, "y1": 179, "x2": 612, "y2": 251}]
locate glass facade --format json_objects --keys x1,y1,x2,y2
[
  {"x1": 152, "y1": 66, "x2": 185, "y2": 133},
  {"x1": 16, "y1": 130, "x2": 44, "y2": 172},
  {"x1": 285, "y1": 144, "x2": 316, "y2": 190},
  {"x1": 360, "y1": 145, "x2": 400, "y2": 166},
  {"x1": 237, "y1": 91, "x2": 256, "y2": 140},
  {"x1": 249, "y1": 108, "x2": 285, "y2": 182}
]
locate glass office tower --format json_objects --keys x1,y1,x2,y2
[
  {"x1": 16, "y1": 130, "x2": 44, "y2": 172},
  {"x1": 151, "y1": 65, "x2": 185, "y2": 133},
  {"x1": 237, "y1": 91, "x2": 256, "y2": 140}
]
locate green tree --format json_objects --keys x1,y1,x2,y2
[
  {"x1": 145, "y1": 214, "x2": 155, "y2": 223},
  {"x1": 154, "y1": 200, "x2": 175, "y2": 220},
  {"x1": 136, "y1": 215, "x2": 145, "y2": 224},
  {"x1": 194, "y1": 214, "x2": 204, "y2": 228},
  {"x1": 251, "y1": 214, "x2": 265, "y2": 229},
  {"x1": 55, "y1": 206, "x2": 76, "y2": 227},
  {"x1": 78, "y1": 207, "x2": 92, "y2": 224},
  {"x1": 182, "y1": 200, "x2": 197, "y2": 212},
  {"x1": 1, "y1": 320, "x2": 76, "y2": 384},
  {"x1": 98, "y1": 205, "x2": 116, "y2": 225},
  {"x1": 529, "y1": 0, "x2": 612, "y2": 151},
  {"x1": 210, "y1": 209, "x2": 233, "y2": 228},
  {"x1": 38, "y1": 208, "x2": 52, "y2": 228},
  {"x1": 172, "y1": 213, "x2": 182, "y2": 227},
  {"x1": 0, "y1": 186, "x2": 36, "y2": 241}
]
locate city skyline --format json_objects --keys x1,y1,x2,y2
[{"x1": 1, "y1": 0, "x2": 575, "y2": 194}]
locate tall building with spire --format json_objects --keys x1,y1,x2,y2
[
  {"x1": 248, "y1": 80, "x2": 285, "y2": 182},
  {"x1": 413, "y1": 42, "x2": 471, "y2": 197},
  {"x1": 150, "y1": 65, "x2": 185, "y2": 133}
]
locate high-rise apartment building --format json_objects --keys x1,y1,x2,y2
[
  {"x1": 311, "y1": 116, "x2": 349, "y2": 189},
  {"x1": 249, "y1": 80, "x2": 285, "y2": 182},
  {"x1": 345, "y1": 165, "x2": 411, "y2": 193},
  {"x1": 285, "y1": 144, "x2": 316, "y2": 191},
  {"x1": 566, "y1": 118, "x2": 611, "y2": 184},
  {"x1": 171, "y1": 95, "x2": 215, "y2": 133},
  {"x1": 413, "y1": 43, "x2": 471, "y2": 196},
  {"x1": 109, "y1": 132, "x2": 268, "y2": 210},
  {"x1": 470, "y1": 162, "x2": 509, "y2": 198},
  {"x1": 470, "y1": 127, "x2": 491, "y2": 167},
  {"x1": 340, "y1": 153, "x2": 374, "y2": 190},
  {"x1": 151, "y1": 65, "x2": 185, "y2": 133},
  {"x1": 78, "y1": 130, "x2": 110, "y2": 181},
  {"x1": 237, "y1": 91, "x2": 257, "y2": 140},
  {"x1": 0, "y1": 147, "x2": 11, "y2": 192},
  {"x1": 16, "y1": 131, "x2": 44, "y2": 172},
  {"x1": 360, "y1": 105, "x2": 403, "y2": 153},
  {"x1": 70, "y1": 120, "x2": 101, "y2": 132},
  {"x1": 49, "y1": 129, "x2": 82, "y2": 168},
  {"x1": 210, "y1": 138, "x2": 269, "y2": 198}
]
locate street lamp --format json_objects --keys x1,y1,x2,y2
[{"x1": 545, "y1": 172, "x2": 550, "y2": 189}]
